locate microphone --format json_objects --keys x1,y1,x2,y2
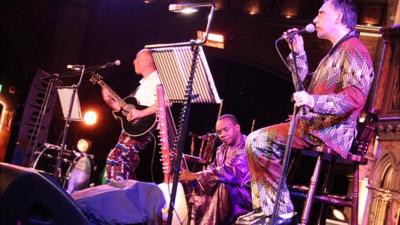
[
  {"x1": 277, "y1": 24, "x2": 315, "y2": 41},
  {"x1": 66, "y1": 60, "x2": 121, "y2": 71},
  {"x1": 98, "y1": 59, "x2": 121, "y2": 69}
]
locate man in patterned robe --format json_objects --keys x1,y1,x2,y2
[
  {"x1": 179, "y1": 114, "x2": 252, "y2": 225},
  {"x1": 239, "y1": 0, "x2": 374, "y2": 223}
]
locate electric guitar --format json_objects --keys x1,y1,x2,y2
[
  {"x1": 155, "y1": 84, "x2": 188, "y2": 225},
  {"x1": 90, "y1": 73, "x2": 157, "y2": 137}
]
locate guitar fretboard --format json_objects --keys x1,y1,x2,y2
[{"x1": 96, "y1": 80, "x2": 127, "y2": 108}]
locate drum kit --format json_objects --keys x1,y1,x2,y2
[
  {"x1": 27, "y1": 66, "x2": 98, "y2": 194},
  {"x1": 31, "y1": 143, "x2": 96, "y2": 194}
]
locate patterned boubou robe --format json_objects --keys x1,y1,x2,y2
[
  {"x1": 246, "y1": 32, "x2": 375, "y2": 216},
  {"x1": 188, "y1": 134, "x2": 252, "y2": 225}
]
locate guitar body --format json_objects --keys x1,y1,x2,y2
[
  {"x1": 90, "y1": 73, "x2": 157, "y2": 137},
  {"x1": 112, "y1": 96, "x2": 157, "y2": 137}
]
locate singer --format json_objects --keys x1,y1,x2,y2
[
  {"x1": 238, "y1": 0, "x2": 374, "y2": 223},
  {"x1": 102, "y1": 49, "x2": 161, "y2": 182}
]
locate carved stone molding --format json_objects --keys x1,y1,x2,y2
[{"x1": 376, "y1": 119, "x2": 400, "y2": 140}]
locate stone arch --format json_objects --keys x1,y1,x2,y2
[{"x1": 370, "y1": 151, "x2": 398, "y2": 188}]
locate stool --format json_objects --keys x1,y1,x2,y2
[{"x1": 289, "y1": 112, "x2": 377, "y2": 225}]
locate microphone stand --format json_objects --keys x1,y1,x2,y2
[
  {"x1": 271, "y1": 38, "x2": 305, "y2": 224},
  {"x1": 54, "y1": 66, "x2": 85, "y2": 183}
]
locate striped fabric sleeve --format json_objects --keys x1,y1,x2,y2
[
  {"x1": 312, "y1": 48, "x2": 374, "y2": 116},
  {"x1": 312, "y1": 85, "x2": 366, "y2": 115},
  {"x1": 287, "y1": 53, "x2": 309, "y2": 83}
]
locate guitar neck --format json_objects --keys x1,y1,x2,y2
[{"x1": 97, "y1": 81, "x2": 127, "y2": 108}]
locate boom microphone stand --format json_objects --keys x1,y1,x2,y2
[{"x1": 271, "y1": 37, "x2": 307, "y2": 224}]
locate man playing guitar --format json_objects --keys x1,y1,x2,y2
[{"x1": 101, "y1": 49, "x2": 161, "y2": 182}]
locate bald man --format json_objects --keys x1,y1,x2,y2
[{"x1": 102, "y1": 49, "x2": 161, "y2": 182}]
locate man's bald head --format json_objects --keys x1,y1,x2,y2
[{"x1": 133, "y1": 49, "x2": 156, "y2": 76}]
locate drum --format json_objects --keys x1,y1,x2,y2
[
  {"x1": 32, "y1": 147, "x2": 74, "y2": 176},
  {"x1": 31, "y1": 146, "x2": 94, "y2": 193},
  {"x1": 64, "y1": 153, "x2": 95, "y2": 194}
]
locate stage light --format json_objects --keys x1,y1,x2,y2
[
  {"x1": 169, "y1": 3, "x2": 212, "y2": 13},
  {"x1": 180, "y1": 7, "x2": 198, "y2": 14},
  {"x1": 169, "y1": 2, "x2": 215, "y2": 44},
  {"x1": 76, "y1": 138, "x2": 91, "y2": 152},
  {"x1": 197, "y1": 31, "x2": 224, "y2": 49},
  {"x1": 8, "y1": 86, "x2": 16, "y2": 94},
  {"x1": 0, "y1": 101, "x2": 6, "y2": 130},
  {"x1": 83, "y1": 110, "x2": 97, "y2": 126},
  {"x1": 332, "y1": 208, "x2": 346, "y2": 221}
]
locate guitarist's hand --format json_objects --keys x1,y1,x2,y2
[
  {"x1": 179, "y1": 170, "x2": 197, "y2": 182},
  {"x1": 126, "y1": 108, "x2": 144, "y2": 121},
  {"x1": 102, "y1": 88, "x2": 121, "y2": 112}
]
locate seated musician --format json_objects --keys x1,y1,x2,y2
[
  {"x1": 101, "y1": 49, "x2": 161, "y2": 182},
  {"x1": 179, "y1": 114, "x2": 253, "y2": 225},
  {"x1": 238, "y1": 0, "x2": 374, "y2": 223}
]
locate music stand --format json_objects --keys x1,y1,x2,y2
[
  {"x1": 52, "y1": 86, "x2": 83, "y2": 183},
  {"x1": 53, "y1": 65, "x2": 86, "y2": 183},
  {"x1": 57, "y1": 87, "x2": 83, "y2": 121}
]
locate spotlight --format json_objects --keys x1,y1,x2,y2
[
  {"x1": 180, "y1": 8, "x2": 198, "y2": 14},
  {"x1": 0, "y1": 101, "x2": 7, "y2": 130},
  {"x1": 332, "y1": 208, "x2": 346, "y2": 221},
  {"x1": 77, "y1": 138, "x2": 91, "y2": 152},
  {"x1": 169, "y1": 3, "x2": 212, "y2": 13},
  {"x1": 327, "y1": 207, "x2": 348, "y2": 224},
  {"x1": 169, "y1": 2, "x2": 215, "y2": 43},
  {"x1": 83, "y1": 110, "x2": 97, "y2": 126}
]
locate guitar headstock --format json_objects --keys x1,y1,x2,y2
[{"x1": 89, "y1": 73, "x2": 103, "y2": 84}]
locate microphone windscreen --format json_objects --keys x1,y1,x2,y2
[{"x1": 305, "y1": 24, "x2": 316, "y2": 33}]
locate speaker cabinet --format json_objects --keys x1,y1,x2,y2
[{"x1": 0, "y1": 162, "x2": 89, "y2": 225}]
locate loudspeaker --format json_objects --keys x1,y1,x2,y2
[{"x1": 0, "y1": 162, "x2": 89, "y2": 225}]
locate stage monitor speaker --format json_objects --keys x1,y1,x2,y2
[{"x1": 0, "y1": 162, "x2": 89, "y2": 225}]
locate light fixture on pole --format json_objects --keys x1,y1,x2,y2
[
  {"x1": 169, "y1": 2, "x2": 215, "y2": 44},
  {"x1": 146, "y1": 3, "x2": 217, "y2": 225}
]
